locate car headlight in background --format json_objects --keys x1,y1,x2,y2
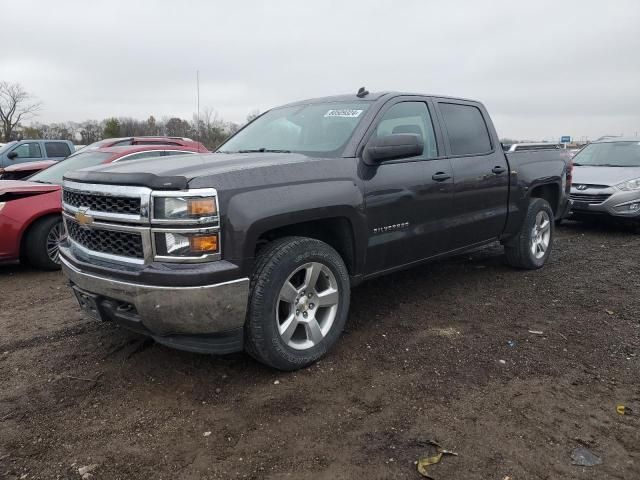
[
  {"x1": 154, "y1": 230, "x2": 219, "y2": 258},
  {"x1": 153, "y1": 196, "x2": 217, "y2": 221},
  {"x1": 615, "y1": 178, "x2": 640, "y2": 191}
]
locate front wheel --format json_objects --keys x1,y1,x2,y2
[
  {"x1": 25, "y1": 216, "x2": 64, "y2": 271},
  {"x1": 245, "y1": 237, "x2": 350, "y2": 371},
  {"x1": 504, "y1": 198, "x2": 554, "y2": 269}
]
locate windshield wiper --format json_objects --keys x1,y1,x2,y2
[{"x1": 238, "y1": 148, "x2": 291, "y2": 154}]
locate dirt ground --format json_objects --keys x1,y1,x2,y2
[{"x1": 1, "y1": 221, "x2": 639, "y2": 480}]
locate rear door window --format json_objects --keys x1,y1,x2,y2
[
  {"x1": 45, "y1": 142, "x2": 71, "y2": 158},
  {"x1": 439, "y1": 103, "x2": 492, "y2": 156}
]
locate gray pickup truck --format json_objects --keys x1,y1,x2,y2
[
  {"x1": 59, "y1": 90, "x2": 571, "y2": 370},
  {"x1": 0, "y1": 139, "x2": 74, "y2": 167}
]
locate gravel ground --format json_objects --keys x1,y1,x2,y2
[{"x1": 1, "y1": 221, "x2": 639, "y2": 479}]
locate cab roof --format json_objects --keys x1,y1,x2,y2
[{"x1": 280, "y1": 91, "x2": 478, "y2": 108}]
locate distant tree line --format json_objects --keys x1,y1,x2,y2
[
  {"x1": 1, "y1": 81, "x2": 254, "y2": 151},
  {"x1": 20, "y1": 108, "x2": 244, "y2": 151}
]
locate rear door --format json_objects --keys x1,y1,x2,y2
[
  {"x1": 435, "y1": 100, "x2": 509, "y2": 249},
  {"x1": 362, "y1": 98, "x2": 454, "y2": 274},
  {"x1": 44, "y1": 141, "x2": 72, "y2": 160}
]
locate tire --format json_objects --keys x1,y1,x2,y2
[
  {"x1": 25, "y1": 216, "x2": 63, "y2": 271},
  {"x1": 504, "y1": 198, "x2": 554, "y2": 270},
  {"x1": 245, "y1": 236, "x2": 350, "y2": 371}
]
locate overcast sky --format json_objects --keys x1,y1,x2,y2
[{"x1": 3, "y1": 0, "x2": 640, "y2": 140}]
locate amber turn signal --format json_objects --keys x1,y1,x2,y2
[
  {"x1": 189, "y1": 234, "x2": 218, "y2": 253},
  {"x1": 187, "y1": 198, "x2": 217, "y2": 216}
]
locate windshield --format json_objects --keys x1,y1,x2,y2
[
  {"x1": 29, "y1": 151, "x2": 112, "y2": 184},
  {"x1": 573, "y1": 141, "x2": 640, "y2": 167},
  {"x1": 0, "y1": 141, "x2": 17, "y2": 155},
  {"x1": 218, "y1": 102, "x2": 371, "y2": 156}
]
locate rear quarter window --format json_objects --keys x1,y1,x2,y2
[{"x1": 439, "y1": 103, "x2": 492, "y2": 156}]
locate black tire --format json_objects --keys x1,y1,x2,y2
[
  {"x1": 25, "y1": 216, "x2": 63, "y2": 271},
  {"x1": 504, "y1": 198, "x2": 554, "y2": 270},
  {"x1": 245, "y1": 236, "x2": 350, "y2": 371}
]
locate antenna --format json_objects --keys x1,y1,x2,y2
[
  {"x1": 196, "y1": 70, "x2": 201, "y2": 152},
  {"x1": 356, "y1": 86, "x2": 369, "y2": 98}
]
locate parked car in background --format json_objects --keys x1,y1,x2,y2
[
  {"x1": 59, "y1": 90, "x2": 571, "y2": 370},
  {"x1": 0, "y1": 144, "x2": 207, "y2": 270},
  {"x1": 570, "y1": 137, "x2": 640, "y2": 223},
  {"x1": 80, "y1": 136, "x2": 207, "y2": 152},
  {"x1": 0, "y1": 160, "x2": 56, "y2": 180},
  {"x1": 0, "y1": 140, "x2": 75, "y2": 168},
  {"x1": 507, "y1": 142, "x2": 564, "y2": 152},
  {"x1": 0, "y1": 137, "x2": 207, "y2": 179}
]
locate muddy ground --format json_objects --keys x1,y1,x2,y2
[{"x1": 1, "y1": 221, "x2": 639, "y2": 480}]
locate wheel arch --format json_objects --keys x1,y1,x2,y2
[
  {"x1": 248, "y1": 213, "x2": 363, "y2": 277},
  {"x1": 529, "y1": 181, "x2": 561, "y2": 217}
]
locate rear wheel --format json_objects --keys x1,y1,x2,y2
[
  {"x1": 504, "y1": 198, "x2": 554, "y2": 269},
  {"x1": 25, "y1": 216, "x2": 63, "y2": 271},
  {"x1": 245, "y1": 237, "x2": 350, "y2": 370}
]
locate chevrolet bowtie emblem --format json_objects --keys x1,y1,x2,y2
[{"x1": 75, "y1": 207, "x2": 94, "y2": 226}]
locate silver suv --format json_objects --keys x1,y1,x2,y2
[{"x1": 570, "y1": 138, "x2": 640, "y2": 221}]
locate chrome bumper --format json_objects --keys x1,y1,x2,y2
[{"x1": 60, "y1": 256, "x2": 249, "y2": 336}]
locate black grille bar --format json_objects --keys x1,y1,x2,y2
[
  {"x1": 570, "y1": 193, "x2": 611, "y2": 204},
  {"x1": 63, "y1": 190, "x2": 141, "y2": 215},
  {"x1": 67, "y1": 219, "x2": 144, "y2": 258}
]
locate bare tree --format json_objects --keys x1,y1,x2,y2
[{"x1": 0, "y1": 81, "x2": 42, "y2": 142}]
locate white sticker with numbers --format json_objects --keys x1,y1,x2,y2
[{"x1": 324, "y1": 109, "x2": 363, "y2": 118}]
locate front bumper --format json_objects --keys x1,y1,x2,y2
[
  {"x1": 570, "y1": 188, "x2": 640, "y2": 219},
  {"x1": 60, "y1": 254, "x2": 250, "y2": 354}
]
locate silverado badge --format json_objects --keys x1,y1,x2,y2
[{"x1": 75, "y1": 207, "x2": 94, "y2": 226}]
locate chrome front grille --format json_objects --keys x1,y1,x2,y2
[
  {"x1": 67, "y1": 219, "x2": 144, "y2": 258},
  {"x1": 61, "y1": 181, "x2": 220, "y2": 265},
  {"x1": 569, "y1": 193, "x2": 611, "y2": 204},
  {"x1": 63, "y1": 190, "x2": 141, "y2": 215}
]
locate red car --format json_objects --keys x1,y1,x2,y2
[
  {"x1": 79, "y1": 136, "x2": 207, "y2": 151},
  {"x1": 0, "y1": 160, "x2": 57, "y2": 180},
  {"x1": 0, "y1": 137, "x2": 207, "y2": 180},
  {"x1": 0, "y1": 144, "x2": 207, "y2": 270}
]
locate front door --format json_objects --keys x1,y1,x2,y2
[
  {"x1": 362, "y1": 100, "x2": 454, "y2": 274},
  {"x1": 436, "y1": 101, "x2": 510, "y2": 249},
  {"x1": 5, "y1": 142, "x2": 44, "y2": 167}
]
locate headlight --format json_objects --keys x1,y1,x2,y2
[
  {"x1": 615, "y1": 178, "x2": 640, "y2": 191},
  {"x1": 153, "y1": 196, "x2": 217, "y2": 221},
  {"x1": 150, "y1": 189, "x2": 220, "y2": 262},
  {"x1": 154, "y1": 231, "x2": 219, "y2": 257}
]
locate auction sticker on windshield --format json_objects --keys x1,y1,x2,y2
[{"x1": 324, "y1": 109, "x2": 363, "y2": 118}]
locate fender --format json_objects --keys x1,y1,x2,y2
[
  {"x1": 502, "y1": 151, "x2": 566, "y2": 239},
  {"x1": 0, "y1": 189, "x2": 62, "y2": 260},
  {"x1": 222, "y1": 180, "x2": 367, "y2": 276}
]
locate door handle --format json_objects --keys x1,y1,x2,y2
[
  {"x1": 432, "y1": 172, "x2": 451, "y2": 182},
  {"x1": 492, "y1": 166, "x2": 507, "y2": 174}
]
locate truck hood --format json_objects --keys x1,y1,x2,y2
[
  {"x1": 63, "y1": 152, "x2": 349, "y2": 190},
  {"x1": 3, "y1": 160, "x2": 57, "y2": 173},
  {"x1": 573, "y1": 165, "x2": 640, "y2": 187},
  {"x1": 0, "y1": 180, "x2": 60, "y2": 196}
]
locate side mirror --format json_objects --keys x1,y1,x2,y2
[
  {"x1": 365, "y1": 134, "x2": 424, "y2": 163},
  {"x1": 7, "y1": 151, "x2": 18, "y2": 160}
]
